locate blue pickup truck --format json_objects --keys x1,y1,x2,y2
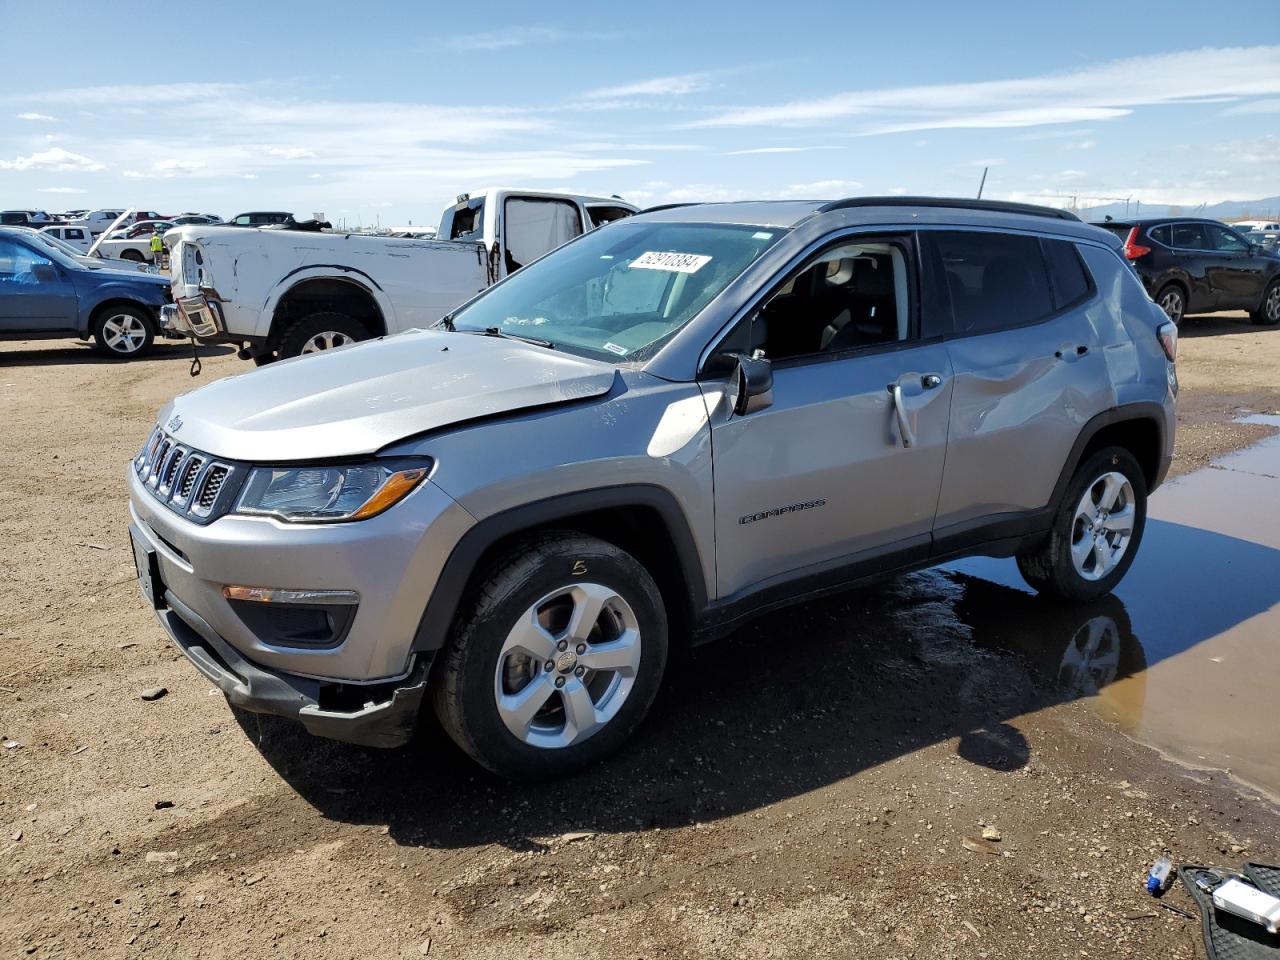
[{"x1": 0, "y1": 226, "x2": 173, "y2": 358}]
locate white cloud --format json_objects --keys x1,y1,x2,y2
[
  {"x1": 153, "y1": 158, "x2": 206, "y2": 175},
  {"x1": 16, "y1": 111, "x2": 56, "y2": 121},
  {"x1": 266, "y1": 146, "x2": 316, "y2": 160},
  {"x1": 122, "y1": 159, "x2": 207, "y2": 179},
  {"x1": 11, "y1": 82, "x2": 241, "y2": 106},
  {"x1": 621, "y1": 178, "x2": 864, "y2": 205},
  {"x1": 444, "y1": 26, "x2": 612, "y2": 51},
  {"x1": 1065, "y1": 139, "x2": 1097, "y2": 150},
  {"x1": 585, "y1": 72, "x2": 711, "y2": 100},
  {"x1": 721, "y1": 146, "x2": 842, "y2": 156},
  {"x1": 1225, "y1": 98, "x2": 1280, "y2": 114},
  {"x1": 37, "y1": 186, "x2": 87, "y2": 194},
  {"x1": 0, "y1": 147, "x2": 104, "y2": 172},
  {"x1": 692, "y1": 45, "x2": 1280, "y2": 133},
  {"x1": 775, "y1": 179, "x2": 864, "y2": 199}
]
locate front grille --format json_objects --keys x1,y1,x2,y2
[
  {"x1": 196, "y1": 466, "x2": 228, "y2": 511},
  {"x1": 134, "y1": 429, "x2": 242, "y2": 525},
  {"x1": 177, "y1": 456, "x2": 203, "y2": 501}
]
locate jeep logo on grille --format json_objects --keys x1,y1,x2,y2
[{"x1": 166, "y1": 415, "x2": 183, "y2": 433}]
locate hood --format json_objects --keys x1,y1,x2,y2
[
  {"x1": 84, "y1": 264, "x2": 169, "y2": 283},
  {"x1": 160, "y1": 329, "x2": 618, "y2": 461}
]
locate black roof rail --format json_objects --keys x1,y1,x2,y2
[
  {"x1": 817, "y1": 196, "x2": 1080, "y2": 222},
  {"x1": 641, "y1": 202, "x2": 698, "y2": 214}
]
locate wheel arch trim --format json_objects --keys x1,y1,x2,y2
[
  {"x1": 1049, "y1": 402, "x2": 1168, "y2": 511},
  {"x1": 411, "y1": 484, "x2": 708, "y2": 653},
  {"x1": 260, "y1": 267, "x2": 394, "y2": 341}
]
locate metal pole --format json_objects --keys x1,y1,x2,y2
[{"x1": 977, "y1": 167, "x2": 988, "y2": 199}]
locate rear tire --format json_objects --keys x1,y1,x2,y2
[
  {"x1": 91, "y1": 305, "x2": 154, "y2": 359},
  {"x1": 1251, "y1": 280, "x2": 1280, "y2": 326},
  {"x1": 120, "y1": 249, "x2": 145, "y2": 263},
  {"x1": 1154, "y1": 284, "x2": 1185, "y2": 325},
  {"x1": 431, "y1": 533, "x2": 668, "y2": 779},
  {"x1": 1016, "y1": 447, "x2": 1147, "y2": 602},
  {"x1": 277, "y1": 311, "x2": 369, "y2": 359}
]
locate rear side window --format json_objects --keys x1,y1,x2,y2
[
  {"x1": 1042, "y1": 238, "x2": 1092, "y2": 310},
  {"x1": 931, "y1": 231, "x2": 1055, "y2": 335},
  {"x1": 1148, "y1": 224, "x2": 1172, "y2": 246},
  {"x1": 1171, "y1": 223, "x2": 1208, "y2": 249},
  {"x1": 587, "y1": 205, "x2": 634, "y2": 229}
]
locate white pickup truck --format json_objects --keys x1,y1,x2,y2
[{"x1": 162, "y1": 188, "x2": 637, "y2": 362}]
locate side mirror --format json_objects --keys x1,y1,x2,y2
[
  {"x1": 32, "y1": 263, "x2": 59, "y2": 283},
  {"x1": 721, "y1": 352, "x2": 773, "y2": 416}
]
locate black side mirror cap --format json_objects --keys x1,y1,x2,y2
[{"x1": 718, "y1": 352, "x2": 773, "y2": 416}]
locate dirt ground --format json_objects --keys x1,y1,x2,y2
[{"x1": 2, "y1": 313, "x2": 1279, "y2": 959}]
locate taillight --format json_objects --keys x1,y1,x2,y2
[
  {"x1": 1123, "y1": 227, "x2": 1152, "y2": 260},
  {"x1": 1157, "y1": 320, "x2": 1178, "y2": 362}
]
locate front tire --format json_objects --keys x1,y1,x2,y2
[
  {"x1": 91, "y1": 306, "x2": 154, "y2": 359},
  {"x1": 431, "y1": 533, "x2": 668, "y2": 779},
  {"x1": 120, "y1": 249, "x2": 145, "y2": 263},
  {"x1": 1016, "y1": 447, "x2": 1147, "y2": 602},
  {"x1": 277, "y1": 311, "x2": 369, "y2": 359},
  {"x1": 1251, "y1": 280, "x2": 1280, "y2": 326},
  {"x1": 1154, "y1": 284, "x2": 1185, "y2": 325}
]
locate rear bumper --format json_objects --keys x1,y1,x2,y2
[{"x1": 153, "y1": 583, "x2": 428, "y2": 748}]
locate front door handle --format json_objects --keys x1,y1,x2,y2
[
  {"x1": 922, "y1": 374, "x2": 943, "y2": 389},
  {"x1": 890, "y1": 383, "x2": 916, "y2": 448}
]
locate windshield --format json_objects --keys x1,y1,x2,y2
[
  {"x1": 31, "y1": 231, "x2": 86, "y2": 260},
  {"x1": 449, "y1": 221, "x2": 782, "y2": 362}
]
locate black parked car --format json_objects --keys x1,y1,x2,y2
[{"x1": 1094, "y1": 217, "x2": 1280, "y2": 326}]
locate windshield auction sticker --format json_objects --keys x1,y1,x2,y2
[{"x1": 631, "y1": 251, "x2": 712, "y2": 274}]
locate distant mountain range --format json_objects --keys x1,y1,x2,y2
[{"x1": 1072, "y1": 196, "x2": 1280, "y2": 223}]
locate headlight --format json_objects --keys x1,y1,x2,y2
[{"x1": 234, "y1": 461, "x2": 430, "y2": 522}]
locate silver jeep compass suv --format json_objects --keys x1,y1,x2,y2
[{"x1": 127, "y1": 197, "x2": 1178, "y2": 779}]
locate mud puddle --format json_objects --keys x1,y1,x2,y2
[{"x1": 949, "y1": 419, "x2": 1280, "y2": 801}]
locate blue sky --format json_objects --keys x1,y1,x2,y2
[{"x1": 1, "y1": 0, "x2": 1278, "y2": 225}]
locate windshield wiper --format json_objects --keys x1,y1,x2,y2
[
  {"x1": 436, "y1": 313, "x2": 455, "y2": 331},
  {"x1": 481, "y1": 326, "x2": 555, "y2": 349}
]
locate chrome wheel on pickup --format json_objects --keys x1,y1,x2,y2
[
  {"x1": 277, "y1": 311, "x2": 370, "y2": 360},
  {"x1": 301, "y1": 330, "x2": 357, "y2": 353},
  {"x1": 433, "y1": 533, "x2": 668, "y2": 779}
]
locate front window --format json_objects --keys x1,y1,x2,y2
[
  {"x1": 448, "y1": 221, "x2": 783, "y2": 363},
  {"x1": 0, "y1": 239, "x2": 55, "y2": 284}
]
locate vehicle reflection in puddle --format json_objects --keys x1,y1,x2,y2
[{"x1": 949, "y1": 424, "x2": 1280, "y2": 801}]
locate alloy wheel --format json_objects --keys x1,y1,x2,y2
[
  {"x1": 1266, "y1": 284, "x2": 1280, "y2": 323},
  {"x1": 1070, "y1": 471, "x2": 1135, "y2": 581},
  {"x1": 493, "y1": 582, "x2": 641, "y2": 749},
  {"x1": 1158, "y1": 289, "x2": 1184, "y2": 324},
  {"x1": 100, "y1": 313, "x2": 148, "y2": 354},
  {"x1": 300, "y1": 331, "x2": 356, "y2": 353}
]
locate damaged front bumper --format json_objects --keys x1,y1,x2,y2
[{"x1": 148, "y1": 582, "x2": 429, "y2": 748}]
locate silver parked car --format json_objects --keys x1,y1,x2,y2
[{"x1": 127, "y1": 197, "x2": 1178, "y2": 778}]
